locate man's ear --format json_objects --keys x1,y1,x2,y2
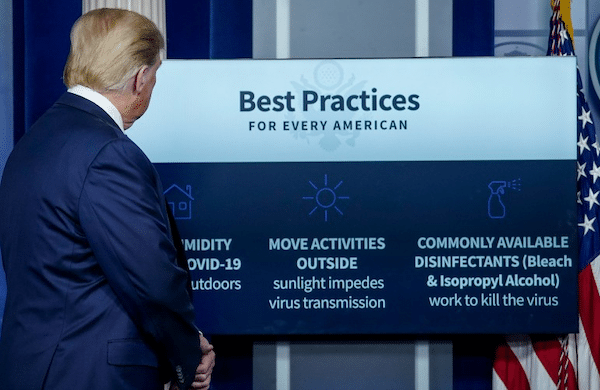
[{"x1": 133, "y1": 66, "x2": 150, "y2": 94}]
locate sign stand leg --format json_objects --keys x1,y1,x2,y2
[
  {"x1": 415, "y1": 340, "x2": 430, "y2": 390},
  {"x1": 276, "y1": 341, "x2": 291, "y2": 390}
]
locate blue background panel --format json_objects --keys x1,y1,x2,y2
[{"x1": 158, "y1": 159, "x2": 577, "y2": 335}]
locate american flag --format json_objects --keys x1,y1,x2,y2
[{"x1": 492, "y1": 1, "x2": 600, "y2": 389}]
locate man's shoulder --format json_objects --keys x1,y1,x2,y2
[
  {"x1": 29, "y1": 93, "x2": 123, "y2": 146},
  {"x1": 9, "y1": 94, "x2": 130, "y2": 172}
]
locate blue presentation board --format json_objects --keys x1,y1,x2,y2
[{"x1": 130, "y1": 57, "x2": 578, "y2": 334}]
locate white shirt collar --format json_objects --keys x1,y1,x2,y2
[{"x1": 67, "y1": 85, "x2": 125, "y2": 132}]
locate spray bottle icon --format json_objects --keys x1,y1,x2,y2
[{"x1": 487, "y1": 179, "x2": 521, "y2": 219}]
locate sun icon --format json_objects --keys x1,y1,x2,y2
[{"x1": 303, "y1": 174, "x2": 350, "y2": 221}]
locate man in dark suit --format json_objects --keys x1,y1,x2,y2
[{"x1": 0, "y1": 8, "x2": 215, "y2": 390}]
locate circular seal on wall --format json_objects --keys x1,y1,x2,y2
[{"x1": 589, "y1": 17, "x2": 600, "y2": 100}]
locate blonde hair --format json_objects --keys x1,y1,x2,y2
[{"x1": 63, "y1": 8, "x2": 164, "y2": 91}]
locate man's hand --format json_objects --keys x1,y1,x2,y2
[{"x1": 190, "y1": 335, "x2": 215, "y2": 389}]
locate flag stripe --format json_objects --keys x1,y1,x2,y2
[
  {"x1": 529, "y1": 336, "x2": 578, "y2": 390},
  {"x1": 579, "y1": 263, "x2": 599, "y2": 365},
  {"x1": 494, "y1": 339, "x2": 531, "y2": 390},
  {"x1": 492, "y1": 370, "x2": 510, "y2": 390},
  {"x1": 508, "y1": 336, "x2": 557, "y2": 389},
  {"x1": 529, "y1": 338, "x2": 561, "y2": 384},
  {"x1": 578, "y1": 255, "x2": 600, "y2": 383},
  {"x1": 566, "y1": 334, "x2": 579, "y2": 390},
  {"x1": 577, "y1": 318, "x2": 600, "y2": 389}
]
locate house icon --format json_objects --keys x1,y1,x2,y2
[{"x1": 164, "y1": 184, "x2": 194, "y2": 220}]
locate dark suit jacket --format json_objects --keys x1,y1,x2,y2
[{"x1": 0, "y1": 92, "x2": 202, "y2": 390}]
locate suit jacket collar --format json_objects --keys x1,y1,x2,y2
[{"x1": 56, "y1": 92, "x2": 123, "y2": 135}]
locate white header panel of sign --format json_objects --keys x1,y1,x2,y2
[{"x1": 129, "y1": 57, "x2": 576, "y2": 163}]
